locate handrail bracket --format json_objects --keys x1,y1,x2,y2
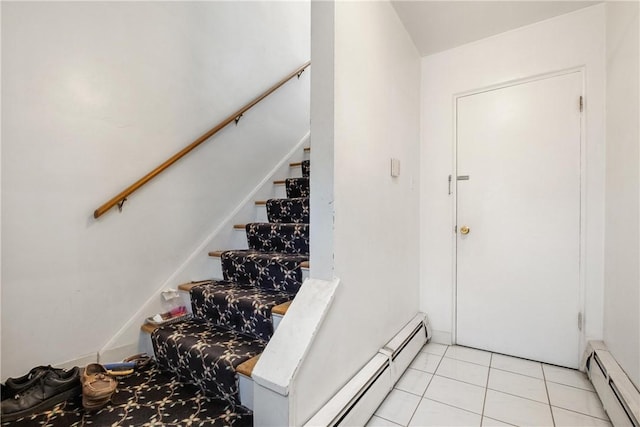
[
  {"x1": 234, "y1": 114, "x2": 243, "y2": 126},
  {"x1": 117, "y1": 198, "x2": 127, "y2": 212},
  {"x1": 297, "y1": 69, "x2": 305, "y2": 79}
]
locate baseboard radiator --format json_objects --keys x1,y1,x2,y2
[
  {"x1": 583, "y1": 341, "x2": 639, "y2": 427},
  {"x1": 304, "y1": 313, "x2": 431, "y2": 427}
]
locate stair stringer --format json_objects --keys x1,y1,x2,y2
[{"x1": 97, "y1": 131, "x2": 310, "y2": 363}]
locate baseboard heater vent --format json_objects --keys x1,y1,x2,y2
[
  {"x1": 304, "y1": 313, "x2": 430, "y2": 427},
  {"x1": 583, "y1": 341, "x2": 639, "y2": 427}
]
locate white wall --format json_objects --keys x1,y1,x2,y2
[
  {"x1": 295, "y1": 1, "x2": 421, "y2": 424},
  {"x1": 603, "y1": 1, "x2": 639, "y2": 388},
  {"x1": 1, "y1": 1, "x2": 310, "y2": 379},
  {"x1": 420, "y1": 5, "x2": 606, "y2": 347}
]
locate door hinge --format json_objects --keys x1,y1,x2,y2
[
  {"x1": 579, "y1": 96, "x2": 584, "y2": 112},
  {"x1": 578, "y1": 312, "x2": 583, "y2": 331}
]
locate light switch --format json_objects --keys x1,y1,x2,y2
[{"x1": 391, "y1": 158, "x2": 400, "y2": 177}]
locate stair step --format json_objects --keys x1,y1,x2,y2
[
  {"x1": 290, "y1": 161, "x2": 303, "y2": 167},
  {"x1": 266, "y1": 197, "x2": 309, "y2": 223},
  {"x1": 272, "y1": 301, "x2": 292, "y2": 316},
  {"x1": 273, "y1": 180, "x2": 286, "y2": 185},
  {"x1": 285, "y1": 177, "x2": 310, "y2": 198},
  {"x1": 177, "y1": 279, "x2": 214, "y2": 292},
  {"x1": 246, "y1": 223, "x2": 309, "y2": 255},
  {"x1": 233, "y1": 224, "x2": 246, "y2": 230},
  {"x1": 304, "y1": 147, "x2": 310, "y2": 152},
  {"x1": 300, "y1": 261, "x2": 310, "y2": 269},
  {"x1": 209, "y1": 250, "x2": 224, "y2": 258},
  {"x1": 221, "y1": 250, "x2": 308, "y2": 293},
  {"x1": 236, "y1": 354, "x2": 260, "y2": 378},
  {"x1": 190, "y1": 280, "x2": 295, "y2": 341},
  {"x1": 301, "y1": 160, "x2": 310, "y2": 178},
  {"x1": 141, "y1": 322, "x2": 158, "y2": 334},
  {"x1": 255, "y1": 200, "x2": 267, "y2": 206},
  {"x1": 152, "y1": 319, "x2": 264, "y2": 404}
]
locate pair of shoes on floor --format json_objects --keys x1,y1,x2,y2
[
  {"x1": 81, "y1": 364, "x2": 117, "y2": 411},
  {"x1": 0, "y1": 366, "x2": 81, "y2": 422},
  {"x1": 1, "y1": 365, "x2": 63, "y2": 401}
]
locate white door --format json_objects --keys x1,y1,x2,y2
[{"x1": 456, "y1": 72, "x2": 582, "y2": 368}]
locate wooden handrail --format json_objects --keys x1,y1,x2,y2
[{"x1": 93, "y1": 61, "x2": 311, "y2": 219}]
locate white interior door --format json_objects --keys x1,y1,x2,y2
[{"x1": 456, "y1": 72, "x2": 582, "y2": 368}]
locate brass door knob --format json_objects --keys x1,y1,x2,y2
[{"x1": 460, "y1": 225, "x2": 470, "y2": 235}]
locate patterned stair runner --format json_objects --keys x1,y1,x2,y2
[
  {"x1": 151, "y1": 153, "x2": 310, "y2": 408},
  {"x1": 266, "y1": 197, "x2": 309, "y2": 223},
  {"x1": 285, "y1": 177, "x2": 310, "y2": 198}
]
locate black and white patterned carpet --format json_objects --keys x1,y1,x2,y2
[
  {"x1": 2, "y1": 156, "x2": 311, "y2": 426},
  {"x1": 1, "y1": 362, "x2": 252, "y2": 427}
]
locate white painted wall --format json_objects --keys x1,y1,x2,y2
[
  {"x1": 603, "y1": 1, "x2": 639, "y2": 388},
  {"x1": 293, "y1": 1, "x2": 421, "y2": 424},
  {"x1": 1, "y1": 1, "x2": 310, "y2": 379},
  {"x1": 420, "y1": 5, "x2": 606, "y2": 347}
]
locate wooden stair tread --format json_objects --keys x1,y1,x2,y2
[
  {"x1": 273, "y1": 180, "x2": 286, "y2": 185},
  {"x1": 141, "y1": 323, "x2": 158, "y2": 334},
  {"x1": 209, "y1": 250, "x2": 224, "y2": 257},
  {"x1": 272, "y1": 301, "x2": 292, "y2": 316},
  {"x1": 178, "y1": 280, "x2": 213, "y2": 292},
  {"x1": 255, "y1": 200, "x2": 267, "y2": 206},
  {"x1": 300, "y1": 261, "x2": 309, "y2": 269},
  {"x1": 236, "y1": 354, "x2": 261, "y2": 378},
  {"x1": 289, "y1": 161, "x2": 302, "y2": 167},
  {"x1": 233, "y1": 224, "x2": 246, "y2": 230},
  {"x1": 304, "y1": 147, "x2": 310, "y2": 152}
]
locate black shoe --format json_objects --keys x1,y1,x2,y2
[
  {"x1": 0, "y1": 367, "x2": 81, "y2": 422},
  {"x1": 1, "y1": 366, "x2": 64, "y2": 401}
]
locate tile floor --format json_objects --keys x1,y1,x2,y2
[{"x1": 368, "y1": 343, "x2": 611, "y2": 427}]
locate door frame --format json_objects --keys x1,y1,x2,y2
[{"x1": 451, "y1": 67, "x2": 587, "y2": 360}]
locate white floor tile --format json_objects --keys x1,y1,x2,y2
[
  {"x1": 542, "y1": 364, "x2": 594, "y2": 391},
  {"x1": 445, "y1": 345, "x2": 492, "y2": 366},
  {"x1": 481, "y1": 416, "x2": 514, "y2": 426},
  {"x1": 436, "y1": 357, "x2": 489, "y2": 387},
  {"x1": 483, "y1": 389, "x2": 554, "y2": 426},
  {"x1": 488, "y1": 368, "x2": 548, "y2": 403},
  {"x1": 367, "y1": 415, "x2": 403, "y2": 427},
  {"x1": 375, "y1": 389, "x2": 422, "y2": 426},
  {"x1": 546, "y1": 382, "x2": 607, "y2": 420},
  {"x1": 422, "y1": 342, "x2": 448, "y2": 356},
  {"x1": 552, "y1": 406, "x2": 612, "y2": 426},
  {"x1": 408, "y1": 398, "x2": 481, "y2": 427},
  {"x1": 410, "y1": 351, "x2": 442, "y2": 374},
  {"x1": 395, "y1": 368, "x2": 433, "y2": 396},
  {"x1": 491, "y1": 353, "x2": 544, "y2": 379},
  {"x1": 424, "y1": 375, "x2": 486, "y2": 414}
]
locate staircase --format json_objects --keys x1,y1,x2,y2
[{"x1": 141, "y1": 148, "x2": 310, "y2": 413}]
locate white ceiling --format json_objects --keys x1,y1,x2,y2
[{"x1": 391, "y1": 1, "x2": 601, "y2": 56}]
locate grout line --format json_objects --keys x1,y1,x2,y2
[
  {"x1": 485, "y1": 387, "x2": 555, "y2": 406},
  {"x1": 480, "y1": 353, "x2": 493, "y2": 424},
  {"x1": 422, "y1": 397, "x2": 484, "y2": 416},
  {"x1": 490, "y1": 365, "x2": 545, "y2": 381},
  {"x1": 406, "y1": 345, "x2": 449, "y2": 426},
  {"x1": 545, "y1": 378, "x2": 596, "y2": 392},
  {"x1": 373, "y1": 414, "x2": 403, "y2": 427},
  {"x1": 549, "y1": 404, "x2": 611, "y2": 422},
  {"x1": 432, "y1": 373, "x2": 488, "y2": 389},
  {"x1": 542, "y1": 361, "x2": 556, "y2": 427},
  {"x1": 441, "y1": 354, "x2": 492, "y2": 368}
]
